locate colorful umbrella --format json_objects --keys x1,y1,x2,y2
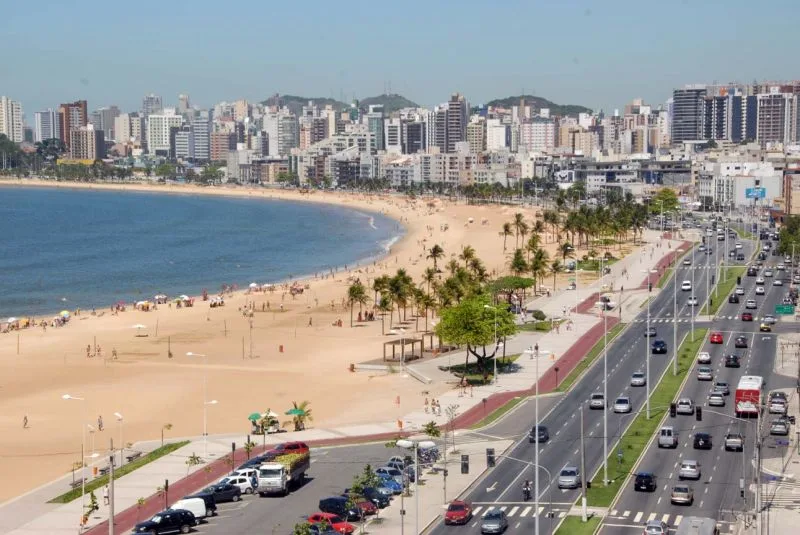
[
  {"x1": 285, "y1": 408, "x2": 306, "y2": 416},
  {"x1": 248, "y1": 412, "x2": 262, "y2": 421}
]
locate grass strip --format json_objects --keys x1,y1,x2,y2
[
  {"x1": 49, "y1": 440, "x2": 190, "y2": 504},
  {"x1": 585, "y1": 328, "x2": 707, "y2": 507},
  {"x1": 469, "y1": 396, "x2": 525, "y2": 430},
  {"x1": 554, "y1": 515, "x2": 602, "y2": 535},
  {"x1": 699, "y1": 266, "x2": 746, "y2": 315},
  {"x1": 656, "y1": 248, "x2": 693, "y2": 289},
  {"x1": 555, "y1": 323, "x2": 625, "y2": 393}
]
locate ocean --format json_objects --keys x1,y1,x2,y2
[{"x1": 0, "y1": 186, "x2": 402, "y2": 317}]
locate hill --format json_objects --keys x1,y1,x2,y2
[
  {"x1": 477, "y1": 95, "x2": 592, "y2": 117},
  {"x1": 358, "y1": 93, "x2": 419, "y2": 114},
  {"x1": 261, "y1": 94, "x2": 348, "y2": 116}
]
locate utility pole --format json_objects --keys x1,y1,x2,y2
[
  {"x1": 580, "y1": 404, "x2": 587, "y2": 522},
  {"x1": 108, "y1": 438, "x2": 115, "y2": 535}
]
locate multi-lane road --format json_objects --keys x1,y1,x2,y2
[{"x1": 426, "y1": 235, "x2": 745, "y2": 535}]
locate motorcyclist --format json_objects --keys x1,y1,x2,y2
[{"x1": 522, "y1": 480, "x2": 532, "y2": 500}]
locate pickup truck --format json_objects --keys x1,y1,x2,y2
[{"x1": 257, "y1": 452, "x2": 310, "y2": 496}]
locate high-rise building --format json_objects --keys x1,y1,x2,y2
[
  {"x1": 34, "y1": 108, "x2": 60, "y2": 143},
  {"x1": 234, "y1": 100, "x2": 251, "y2": 122},
  {"x1": 403, "y1": 121, "x2": 426, "y2": 154},
  {"x1": 114, "y1": 113, "x2": 145, "y2": 146},
  {"x1": 0, "y1": 96, "x2": 24, "y2": 143},
  {"x1": 466, "y1": 118, "x2": 486, "y2": 153},
  {"x1": 142, "y1": 93, "x2": 163, "y2": 117},
  {"x1": 146, "y1": 109, "x2": 183, "y2": 156},
  {"x1": 384, "y1": 118, "x2": 403, "y2": 154},
  {"x1": 445, "y1": 93, "x2": 469, "y2": 153},
  {"x1": 191, "y1": 111, "x2": 211, "y2": 161},
  {"x1": 670, "y1": 86, "x2": 706, "y2": 144},
  {"x1": 69, "y1": 125, "x2": 105, "y2": 160},
  {"x1": 366, "y1": 105, "x2": 385, "y2": 152},
  {"x1": 486, "y1": 119, "x2": 510, "y2": 152},
  {"x1": 210, "y1": 131, "x2": 237, "y2": 161},
  {"x1": 90, "y1": 106, "x2": 120, "y2": 141},
  {"x1": 429, "y1": 106, "x2": 447, "y2": 153},
  {"x1": 58, "y1": 100, "x2": 88, "y2": 148},
  {"x1": 178, "y1": 94, "x2": 191, "y2": 115},
  {"x1": 174, "y1": 126, "x2": 195, "y2": 160},
  {"x1": 756, "y1": 91, "x2": 799, "y2": 145}
]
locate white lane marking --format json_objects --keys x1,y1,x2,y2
[
  {"x1": 634, "y1": 512, "x2": 643, "y2": 523},
  {"x1": 675, "y1": 515, "x2": 683, "y2": 525},
  {"x1": 521, "y1": 506, "x2": 532, "y2": 517},
  {"x1": 623, "y1": 511, "x2": 630, "y2": 518},
  {"x1": 662, "y1": 514, "x2": 670, "y2": 523},
  {"x1": 473, "y1": 506, "x2": 483, "y2": 515},
  {"x1": 482, "y1": 506, "x2": 494, "y2": 517},
  {"x1": 509, "y1": 506, "x2": 519, "y2": 517},
  {"x1": 647, "y1": 512, "x2": 657, "y2": 522}
]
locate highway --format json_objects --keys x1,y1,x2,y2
[
  {"x1": 599, "y1": 248, "x2": 792, "y2": 534},
  {"x1": 425, "y1": 234, "x2": 738, "y2": 535}
]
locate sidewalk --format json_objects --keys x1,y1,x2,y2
[{"x1": 0, "y1": 231, "x2": 683, "y2": 535}]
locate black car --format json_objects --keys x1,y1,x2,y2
[
  {"x1": 202, "y1": 482, "x2": 241, "y2": 503},
  {"x1": 651, "y1": 340, "x2": 668, "y2": 354},
  {"x1": 735, "y1": 336, "x2": 748, "y2": 348},
  {"x1": 634, "y1": 472, "x2": 657, "y2": 492},
  {"x1": 725, "y1": 354, "x2": 741, "y2": 368},
  {"x1": 528, "y1": 425, "x2": 549, "y2": 443},
  {"x1": 737, "y1": 254, "x2": 745, "y2": 261},
  {"x1": 319, "y1": 496, "x2": 363, "y2": 521},
  {"x1": 184, "y1": 492, "x2": 217, "y2": 516},
  {"x1": 729, "y1": 294, "x2": 740, "y2": 304},
  {"x1": 693, "y1": 433, "x2": 713, "y2": 450},
  {"x1": 747, "y1": 267, "x2": 758, "y2": 276},
  {"x1": 359, "y1": 487, "x2": 391, "y2": 508},
  {"x1": 133, "y1": 509, "x2": 196, "y2": 534}
]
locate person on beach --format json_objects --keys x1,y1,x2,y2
[
  {"x1": 23, "y1": 415, "x2": 28, "y2": 428},
  {"x1": 97, "y1": 415, "x2": 104, "y2": 432}
]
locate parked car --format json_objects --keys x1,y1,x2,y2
[
  {"x1": 589, "y1": 392, "x2": 606, "y2": 409},
  {"x1": 133, "y1": 509, "x2": 197, "y2": 535},
  {"x1": 630, "y1": 371, "x2": 647, "y2": 386},
  {"x1": 183, "y1": 492, "x2": 217, "y2": 517},
  {"x1": 444, "y1": 500, "x2": 473, "y2": 525},
  {"x1": 267, "y1": 441, "x2": 310, "y2": 456},
  {"x1": 670, "y1": 485, "x2": 694, "y2": 506},
  {"x1": 658, "y1": 426, "x2": 678, "y2": 448},
  {"x1": 307, "y1": 513, "x2": 355, "y2": 535},
  {"x1": 219, "y1": 475, "x2": 255, "y2": 494},
  {"x1": 169, "y1": 497, "x2": 208, "y2": 521},
  {"x1": 693, "y1": 433, "x2": 713, "y2": 450},
  {"x1": 480, "y1": 509, "x2": 508, "y2": 534},
  {"x1": 613, "y1": 396, "x2": 632, "y2": 413},
  {"x1": 634, "y1": 472, "x2": 657, "y2": 492},
  {"x1": 676, "y1": 398, "x2": 694, "y2": 415},
  {"x1": 769, "y1": 398, "x2": 788, "y2": 415},
  {"x1": 375, "y1": 466, "x2": 404, "y2": 485},
  {"x1": 557, "y1": 466, "x2": 581, "y2": 489},
  {"x1": 342, "y1": 488, "x2": 389, "y2": 509},
  {"x1": 375, "y1": 474, "x2": 403, "y2": 493},
  {"x1": 202, "y1": 483, "x2": 241, "y2": 503},
  {"x1": 697, "y1": 366, "x2": 713, "y2": 381},
  {"x1": 319, "y1": 496, "x2": 363, "y2": 522},
  {"x1": 528, "y1": 425, "x2": 549, "y2": 443},
  {"x1": 678, "y1": 460, "x2": 701, "y2": 480},
  {"x1": 697, "y1": 351, "x2": 712, "y2": 364},
  {"x1": 770, "y1": 418, "x2": 790, "y2": 436},
  {"x1": 735, "y1": 336, "x2": 748, "y2": 348},
  {"x1": 724, "y1": 433, "x2": 744, "y2": 452},
  {"x1": 651, "y1": 339, "x2": 668, "y2": 354},
  {"x1": 710, "y1": 332, "x2": 723, "y2": 344},
  {"x1": 708, "y1": 393, "x2": 725, "y2": 407}
]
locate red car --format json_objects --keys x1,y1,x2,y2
[
  {"x1": 307, "y1": 513, "x2": 355, "y2": 534},
  {"x1": 353, "y1": 499, "x2": 377, "y2": 516},
  {"x1": 268, "y1": 441, "x2": 309, "y2": 456},
  {"x1": 444, "y1": 500, "x2": 473, "y2": 525},
  {"x1": 710, "y1": 332, "x2": 723, "y2": 344},
  {"x1": 741, "y1": 312, "x2": 753, "y2": 321}
]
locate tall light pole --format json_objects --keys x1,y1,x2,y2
[
  {"x1": 396, "y1": 439, "x2": 436, "y2": 535},
  {"x1": 691, "y1": 234, "x2": 697, "y2": 342},
  {"x1": 593, "y1": 255, "x2": 609, "y2": 487},
  {"x1": 673, "y1": 249, "x2": 684, "y2": 376},
  {"x1": 484, "y1": 305, "x2": 499, "y2": 384},
  {"x1": 62, "y1": 394, "x2": 89, "y2": 533},
  {"x1": 524, "y1": 344, "x2": 548, "y2": 535},
  {"x1": 641, "y1": 269, "x2": 657, "y2": 419},
  {"x1": 114, "y1": 412, "x2": 124, "y2": 467},
  {"x1": 186, "y1": 352, "x2": 216, "y2": 460}
]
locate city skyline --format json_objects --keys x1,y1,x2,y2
[{"x1": 4, "y1": 0, "x2": 800, "y2": 116}]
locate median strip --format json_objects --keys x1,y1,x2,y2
[
  {"x1": 700, "y1": 266, "x2": 746, "y2": 316},
  {"x1": 554, "y1": 515, "x2": 602, "y2": 535},
  {"x1": 585, "y1": 328, "x2": 708, "y2": 507}
]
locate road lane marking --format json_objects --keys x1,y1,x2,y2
[
  {"x1": 634, "y1": 512, "x2": 643, "y2": 523},
  {"x1": 509, "y1": 506, "x2": 519, "y2": 517},
  {"x1": 662, "y1": 514, "x2": 670, "y2": 523},
  {"x1": 521, "y1": 506, "x2": 531, "y2": 517},
  {"x1": 482, "y1": 507, "x2": 494, "y2": 516},
  {"x1": 647, "y1": 512, "x2": 656, "y2": 522},
  {"x1": 473, "y1": 506, "x2": 482, "y2": 515},
  {"x1": 675, "y1": 515, "x2": 683, "y2": 525},
  {"x1": 622, "y1": 511, "x2": 630, "y2": 518}
]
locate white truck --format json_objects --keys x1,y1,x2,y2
[{"x1": 257, "y1": 452, "x2": 310, "y2": 497}]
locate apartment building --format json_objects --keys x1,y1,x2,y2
[
  {"x1": 69, "y1": 125, "x2": 105, "y2": 160},
  {"x1": 0, "y1": 96, "x2": 24, "y2": 143},
  {"x1": 146, "y1": 109, "x2": 183, "y2": 156},
  {"x1": 34, "y1": 109, "x2": 60, "y2": 142},
  {"x1": 58, "y1": 100, "x2": 88, "y2": 147}
]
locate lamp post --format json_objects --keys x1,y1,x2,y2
[
  {"x1": 673, "y1": 249, "x2": 684, "y2": 376},
  {"x1": 524, "y1": 346, "x2": 550, "y2": 535},
  {"x1": 186, "y1": 352, "x2": 215, "y2": 460},
  {"x1": 62, "y1": 393, "x2": 89, "y2": 534},
  {"x1": 484, "y1": 305, "x2": 499, "y2": 384},
  {"x1": 640, "y1": 269, "x2": 657, "y2": 419},
  {"x1": 114, "y1": 412, "x2": 124, "y2": 467},
  {"x1": 592, "y1": 255, "x2": 610, "y2": 487},
  {"x1": 501, "y1": 453, "x2": 555, "y2": 535},
  {"x1": 203, "y1": 400, "x2": 218, "y2": 459},
  {"x1": 395, "y1": 439, "x2": 436, "y2": 535}
]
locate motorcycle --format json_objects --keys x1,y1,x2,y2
[{"x1": 523, "y1": 486, "x2": 531, "y2": 501}]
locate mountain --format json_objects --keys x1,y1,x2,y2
[
  {"x1": 261, "y1": 94, "x2": 348, "y2": 116},
  {"x1": 358, "y1": 93, "x2": 419, "y2": 114},
  {"x1": 476, "y1": 95, "x2": 592, "y2": 117}
]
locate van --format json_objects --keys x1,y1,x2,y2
[
  {"x1": 675, "y1": 516, "x2": 719, "y2": 535},
  {"x1": 184, "y1": 492, "x2": 217, "y2": 516},
  {"x1": 658, "y1": 426, "x2": 678, "y2": 448},
  {"x1": 169, "y1": 497, "x2": 208, "y2": 521},
  {"x1": 318, "y1": 496, "x2": 362, "y2": 521}
]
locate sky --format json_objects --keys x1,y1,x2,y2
[{"x1": 3, "y1": 0, "x2": 800, "y2": 118}]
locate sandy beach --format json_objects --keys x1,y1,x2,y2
[{"x1": 0, "y1": 179, "x2": 613, "y2": 503}]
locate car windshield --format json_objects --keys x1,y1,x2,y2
[
  {"x1": 615, "y1": 398, "x2": 627, "y2": 404},
  {"x1": 448, "y1": 503, "x2": 465, "y2": 511},
  {"x1": 561, "y1": 469, "x2": 577, "y2": 477},
  {"x1": 485, "y1": 511, "x2": 503, "y2": 520},
  {"x1": 259, "y1": 468, "x2": 283, "y2": 478},
  {"x1": 674, "y1": 486, "x2": 689, "y2": 493}
]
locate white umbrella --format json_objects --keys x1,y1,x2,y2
[
  {"x1": 179, "y1": 295, "x2": 189, "y2": 301},
  {"x1": 7, "y1": 317, "x2": 18, "y2": 323},
  {"x1": 249, "y1": 282, "x2": 259, "y2": 289}
]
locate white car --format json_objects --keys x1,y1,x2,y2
[
  {"x1": 777, "y1": 263, "x2": 785, "y2": 271},
  {"x1": 756, "y1": 277, "x2": 765, "y2": 285},
  {"x1": 630, "y1": 371, "x2": 647, "y2": 387},
  {"x1": 683, "y1": 258, "x2": 692, "y2": 266},
  {"x1": 774, "y1": 279, "x2": 783, "y2": 286},
  {"x1": 697, "y1": 351, "x2": 712, "y2": 364},
  {"x1": 613, "y1": 396, "x2": 632, "y2": 413},
  {"x1": 745, "y1": 299, "x2": 757, "y2": 309},
  {"x1": 764, "y1": 269, "x2": 774, "y2": 277},
  {"x1": 687, "y1": 296, "x2": 698, "y2": 306},
  {"x1": 756, "y1": 286, "x2": 765, "y2": 295},
  {"x1": 699, "y1": 244, "x2": 707, "y2": 252},
  {"x1": 735, "y1": 243, "x2": 743, "y2": 249},
  {"x1": 589, "y1": 393, "x2": 606, "y2": 409},
  {"x1": 681, "y1": 280, "x2": 692, "y2": 291},
  {"x1": 708, "y1": 393, "x2": 725, "y2": 407},
  {"x1": 763, "y1": 315, "x2": 777, "y2": 324},
  {"x1": 676, "y1": 398, "x2": 694, "y2": 415},
  {"x1": 220, "y1": 474, "x2": 255, "y2": 494},
  {"x1": 735, "y1": 287, "x2": 745, "y2": 295}
]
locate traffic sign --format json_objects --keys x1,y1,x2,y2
[
  {"x1": 775, "y1": 304, "x2": 795, "y2": 315},
  {"x1": 746, "y1": 187, "x2": 766, "y2": 199}
]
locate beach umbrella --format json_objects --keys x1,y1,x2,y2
[
  {"x1": 249, "y1": 282, "x2": 259, "y2": 289},
  {"x1": 179, "y1": 295, "x2": 189, "y2": 301},
  {"x1": 60, "y1": 310, "x2": 70, "y2": 317},
  {"x1": 285, "y1": 408, "x2": 306, "y2": 416},
  {"x1": 247, "y1": 412, "x2": 262, "y2": 422},
  {"x1": 7, "y1": 317, "x2": 18, "y2": 323}
]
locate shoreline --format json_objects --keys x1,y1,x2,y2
[{"x1": 0, "y1": 178, "x2": 409, "y2": 321}]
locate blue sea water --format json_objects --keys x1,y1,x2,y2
[{"x1": 0, "y1": 186, "x2": 402, "y2": 317}]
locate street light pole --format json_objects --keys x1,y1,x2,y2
[
  {"x1": 396, "y1": 439, "x2": 435, "y2": 535},
  {"x1": 641, "y1": 269, "x2": 656, "y2": 419},
  {"x1": 114, "y1": 412, "x2": 123, "y2": 467},
  {"x1": 187, "y1": 352, "x2": 212, "y2": 460},
  {"x1": 673, "y1": 248, "x2": 684, "y2": 376},
  {"x1": 62, "y1": 393, "x2": 87, "y2": 533},
  {"x1": 484, "y1": 305, "x2": 498, "y2": 385}
]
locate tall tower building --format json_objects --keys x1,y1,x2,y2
[
  {"x1": 445, "y1": 93, "x2": 469, "y2": 153},
  {"x1": 34, "y1": 109, "x2": 60, "y2": 142},
  {"x1": 58, "y1": 100, "x2": 88, "y2": 148},
  {"x1": 366, "y1": 105, "x2": 385, "y2": 152},
  {"x1": 69, "y1": 125, "x2": 105, "y2": 160},
  {"x1": 756, "y1": 91, "x2": 799, "y2": 145},
  {"x1": 146, "y1": 109, "x2": 183, "y2": 156},
  {"x1": 142, "y1": 93, "x2": 163, "y2": 117},
  {"x1": 191, "y1": 111, "x2": 211, "y2": 161},
  {"x1": 178, "y1": 94, "x2": 191, "y2": 115},
  {"x1": 0, "y1": 96, "x2": 24, "y2": 143},
  {"x1": 670, "y1": 86, "x2": 706, "y2": 144},
  {"x1": 90, "y1": 106, "x2": 120, "y2": 141}
]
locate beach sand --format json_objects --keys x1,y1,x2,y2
[{"x1": 0, "y1": 179, "x2": 612, "y2": 503}]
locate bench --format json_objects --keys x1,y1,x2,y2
[
  {"x1": 70, "y1": 478, "x2": 87, "y2": 489},
  {"x1": 98, "y1": 466, "x2": 110, "y2": 476},
  {"x1": 126, "y1": 451, "x2": 142, "y2": 463}
]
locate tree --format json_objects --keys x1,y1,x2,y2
[
  {"x1": 512, "y1": 213, "x2": 526, "y2": 248},
  {"x1": 200, "y1": 165, "x2": 223, "y2": 185},
  {"x1": 649, "y1": 187, "x2": 680, "y2": 215},
  {"x1": 559, "y1": 242, "x2": 575, "y2": 263},
  {"x1": 185, "y1": 453, "x2": 204, "y2": 474},
  {"x1": 347, "y1": 281, "x2": 368, "y2": 327},
  {"x1": 529, "y1": 248, "x2": 550, "y2": 292},
  {"x1": 422, "y1": 420, "x2": 441, "y2": 439},
  {"x1": 155, "y1": 163, "x2": 177, "y2": 180},
  {"x1": 550, "y1": 259, "x2": 563, "y2": 291},
  {"x1": 501, "y1": 222, "x2": 513, "y2": 251},
  {"x1": 161, "y1": 423, "x2": 173, "y2": 446},
  {"x1": 426, "y1": 244, "x2": 445, "y2": 270},
  {"x1": 459, "y1": 245, "x2": 476, "y2": 268},
  {"x1": 377, "y1": 295, "x2": 393, "y2": 334},
  {"x1": 283, "y1": 400, "x2": 313, "y2": 431},
  {"x1": 185, "y1": 168, "x2": 198, "y2": 182},
  {"x1": 434, "y1": 295, "x2": 517, "y2": 379},
  {"x1": 293, "y1": 523, "x2": 313, "y2": 535},
  {"x1": 509, "y1": 249, "x2": 528, "y2": 276}
]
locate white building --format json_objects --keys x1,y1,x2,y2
[
  {"x1": 174, "y1": 126, "x2": 195, "y2": 160},
  {"x1": 696, "y1": 161, "x2": 782, "y2": 207},
  {"x1": 191, "y1": 112, "x2": 211, "y2": 161},
  {"x1": 519, "y1": 118, "x2": 555, "y2": 153},
  {"x1": 114, "y1": 113, "x2": 145, "y2": 146},
  {"x1": 147, "y1": 109, "x2": 183, "y2": 155},
  {"x1": 486, "y1": 119, "x2": 509, "y2": 151},
  {"x1": 384, "y1": 118, "x2": 403, "y2": 155},
  {"x1": 0, "y1": 96, "x2": 24, "y2": 143},
  {"x1": 34, "y1": 109, "x2": 60, "y2": 142}
]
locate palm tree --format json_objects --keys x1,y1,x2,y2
[
  {"x1": 347, "y1": 281, "x2": 368, "y2": 327},
  {"x1": 445, "y1": 259, "x2": 460, "y2": 276},
  {"x1": 459, "y1": 245, "x2": 476, "y2": 268},
  {"x1": 530, "y1": 248, "x2": 550, "y2": 292},
  {"x1": 550, "y1": 259, "x2": 563, "y2": 291},
  {"x1": 377, "y1": 295, "x2": 393, "y2": 334},
  {"x1": 501, "y1": 222, "x2": 513, "y2": 251},
  {"x1": 372, "y1": 275, "x2": 391, "y2": 306},
  {"x1": 421, "y1": 267, "x2": 437, "y2": 295},
  {"x1": 426, "y1": 244, "x2": 445, "y2": 271},
  {"x1": 525, "y1": 233, "x2": 541, "y2": 263},
  {"x1": 518, "y1": 221, "x2": 530, "y2": 254},
  {"x1": 283, "y1": 401, "x2": 313, "y2": 431},
  {"x1": 559, "y1": 242, "x2": 575, "y2": 263},
  {"x1": 512, "y1": 213, "x2": 526, "y2": 248},
  {"x1": 417, "y1": 292, "x2": 437, "y2": 332},
  {"x1": 510, "y1": 249, "x2": 528, "y2": 276}
]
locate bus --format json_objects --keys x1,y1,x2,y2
[
  {"x1": 675, "y1": 516, "x2": 719, "y2": 535},
  {"x1": 735, "y1": 375, "x2": 764, "y2": 417}
]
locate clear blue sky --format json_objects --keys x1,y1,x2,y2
[{"x1": 3, "y1": 0, "x2": 798, "y2": 117}]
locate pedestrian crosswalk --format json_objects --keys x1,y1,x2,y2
[
  {"x1": 633, "y1": 318, "x2": 694, "y2": 323},
  {"x1": 606, "y1": 510, "x2": 733, "y2": 532},
  {"x1": 470, "y1": 505, "x2": 565, "y2": 519}
]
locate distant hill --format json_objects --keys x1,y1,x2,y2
[
  {"x1": 261, "y1": 94, "x2": 348, "y2": 116},
  {"x1": 358, "y1": 93, "x2": 419, "y2": 114},
  {"x1": 476, "y1": 95, "x2": 592, "y2": 117}
]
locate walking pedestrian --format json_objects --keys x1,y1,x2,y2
[
  {"x1": 103, "y1": 484, "x2": 109, "y2": 506},
  {"x1": 424, "y1": 398, "x2": 429, "y2": 413},
  {"x1": 97, "y1": 415, "x2": 104, "y2": 432},
  {"x1": 23, "y1": 415, "x2": 28, "y2": 428}
]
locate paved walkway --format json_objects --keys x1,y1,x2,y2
[{"x1": 0, "y1": 231, "x2": 684, "y2": 535}]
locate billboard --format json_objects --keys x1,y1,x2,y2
[{"x1": 745, "y1": 187, "x2": 766, "y2": 199}]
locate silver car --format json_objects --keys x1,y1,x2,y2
[
  {"x1": 708, "y1": 393, "x2": 725, "y2": 407},
  {"x1": 676, "y1": 398, "x2": 694, "y2": 415},
  {"x1": 480, "y1": 509, "x2": 508, "y2": 534},
  {"x1": 763, "y1": 315, "x2": 777, "y2": 324},
  {"x1": 724, "y1": 433, "x2": 744, "y2": 451},
  {"x1": 644, "y1": 519, "x2": 669, "y2": 535},
  {"x1": 630, "y1": 371, "x2": 646, "y2": 386},
  {"x1": 589, "y1": 393, "x2": 605, "y2": 410},
  {"x1": 670, "y1": 485, "x2": 694, "y2": 505},
  {"x1": 770, "y1": 419, "x2": 789, "y2": 436},
  {"x1": 557, "y1": 466, "x2": 581, "y2": 489},
  {"x1": 697, "y1": 366, "x2": 713, "y2": 381},
  {"x1": 769, "y1": 399, "x2": 787, "y2": 415},
  {"x1": 678, "y1": 460, "x2": 701, "y2": 480},
  {"x1": 746, "y1": 299, "x2": 757, "y2": 309},
  {"x1": 713, "y1": 381, "x2": 730, "y2": 395},
  {"x1": 613, "y1": 396, "x2": 632, "y2": 413}
]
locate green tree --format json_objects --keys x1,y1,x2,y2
[
  {"x1": 434, "y1": 295, "x2": 517, "y2": 379},
  {"x1": 509, "y1": 249, "x2": 528, "y2": 276},
  {"x1": 550, "y1": 259, "x2": 563, "y2": 291},
  {"x1": 649, "y1": 187, "x2": 680, "y2": 215},
  {"x1": 501, "y1": 222, "x2": 513, "y2": 251},
  {"x1": 426, "y1": 244, "x2": 445, "y2": 270},
  {"x1": 293, "y1": 522, "x2": 313, "y2": 535},
  {"x1": 155, "y1": 162, "x2": 177, "y2": 180},
  {"x1": 347, "y1": 281, "x2": 369, "y2": 327},
  {"x1": 283, "y1": 400, "x2": 313, "y2": 431},
  {"x1": 377, "y1": 295, "x2": 393, "y2": 334}
]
